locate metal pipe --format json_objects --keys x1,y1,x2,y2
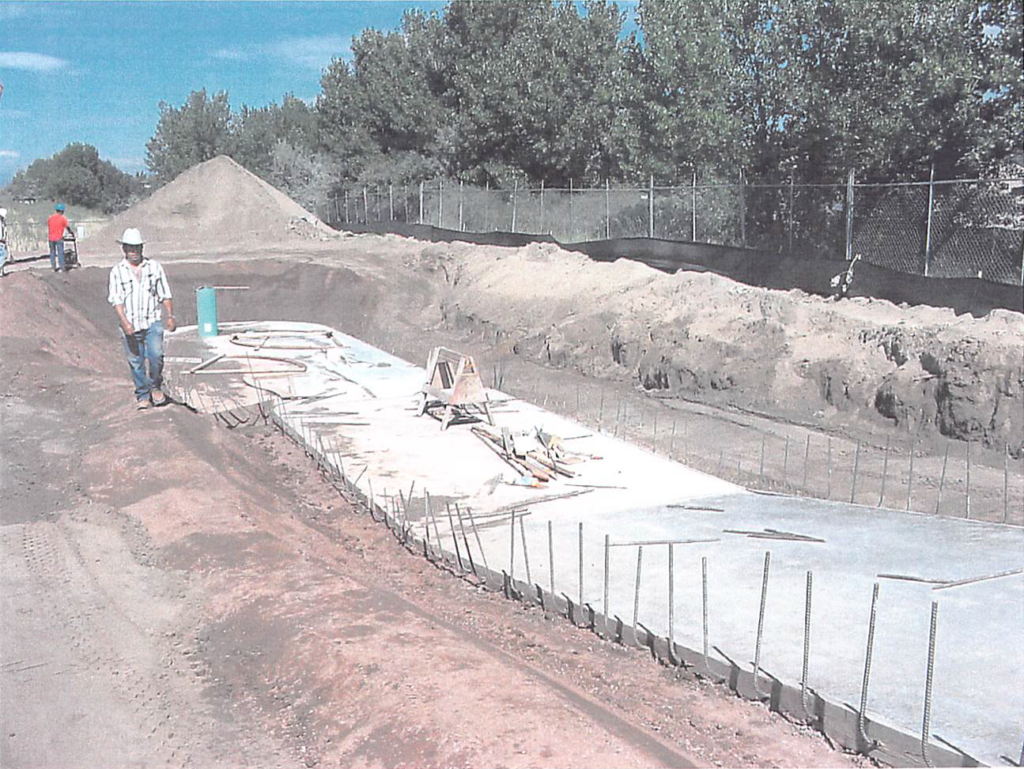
[
  {"x1": 858, "y1": 583, "x2": 881, "y2": 751},
  {"x1": 753, "y1": 551, "x2": 771, "y2": 700},
  {"x1": 782, "y1": 436, "x2": 790, "y2": 484}
]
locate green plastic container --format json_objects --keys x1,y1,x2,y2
[{"x1": 196, "y1": 287, "x2": 219, "y2": 337}]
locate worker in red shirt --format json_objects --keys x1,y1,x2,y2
[{"x1": 47, "y1": 203, "x2": 72, "y2": 273}]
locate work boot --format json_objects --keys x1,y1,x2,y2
[
  {"x1": 151, "y1": 389, "x2": 167, "y2": 406},
  {"x1": 136, "y1": 398, "x2": 152, "y2": 411}
]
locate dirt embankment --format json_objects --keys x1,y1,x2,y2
[{"x1": 414, "y1": 241, "x2": 1024, "y2": 452}]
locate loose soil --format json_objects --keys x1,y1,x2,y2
[{"x1": 1, "y1": 268, "x2": 867, "y2": 768}]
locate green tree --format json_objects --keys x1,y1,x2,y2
[
  {"x1": 145, "y1": 89, "x2": 235, "y2": 185},
  {"x1": 617, "y1": 0, "x2": 745, "y2": 181},
  {"x1": 10, "y1": 143, "x2": 136, "y2": 212},
  {"x1": 235, "y1": 94, "x2": 318, "y2": 178},
  {"x1": 438, "y1": 0, "x2": 624, "y2": 185},
  {"x1": 789, "y1": 0, "x2": 1023, "y2": 181}
]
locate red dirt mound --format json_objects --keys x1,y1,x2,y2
[{"x1": 83, "y1": 156, "x2": 337, "y2": 258}]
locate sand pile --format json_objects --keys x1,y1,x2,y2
[{"x1": 84, "y1": 156, "x2": 337, "y2": 257}]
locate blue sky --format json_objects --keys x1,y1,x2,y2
[{"x1": 0, "y1": 1, "x2": 639, "y2": 185}]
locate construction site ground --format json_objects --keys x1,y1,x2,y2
[
  {"x1": 2, "y1": 157, "x2": 1021, "y2": 767},
  {"x1": 1, "y1": 266, "x2": 871, "y2": 769}
]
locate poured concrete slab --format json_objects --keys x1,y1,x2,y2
[{"x1": 169, "y1": 321, "x2": 1024, "y2": 766}]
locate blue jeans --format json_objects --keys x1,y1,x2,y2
[
  {"x1": 0, "y1": 243, "x2": 8, "y2": 274},
  {"x1": 121, "y1": 321, "x2": 165, "y2": 401},
  {"x1": 49, "y1": 239, "x2": 65, "y2": 271}
]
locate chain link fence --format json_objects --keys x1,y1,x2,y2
[{"x1": 331, "y1": 175, "x2": 1024, "y2": 286}]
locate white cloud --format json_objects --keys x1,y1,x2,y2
[
  {"x1": 208, "y1": 35, "x2": 349, "y2": 70},
  {"x1": 270, "y1": 35, "x2": 350, "y2": 68},
  {"x1": 0, "y1": 149, "x2": 20, "y2": 158},
  {"x1": 0, "y1": 51, "x2": 69, "y2": 72},
  {"x1": 212, "y1": 47, "x2": 248, "y2": 61}
]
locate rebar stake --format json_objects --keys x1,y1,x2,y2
[
  {"x1": 578, "y1": 522, "x2": 584, "y2": 613},
  {"x1": 921, "y1": 601, "x2": 939, "y2": 768},
  {"x1": 800, "y1": 571, "x2": 814, "y2": 721},
  {"x1": 632, "y1": 546, "x2": 644, "y2": 648},
  {"x1": 935, "y1": 440, "x2": 950, "y2": 515},
  {"x1": 752, "y1": 551, "x2": 771, "y2": 700},
  {"x1": 509, "y1": 509, "x2": 516, "y2": 584},
  {"x1": 907, "y1": 444, "x2": 916, "y2": 512},
  {"x1": 803, "y1": 435, "x2": 811, "y2": 489},
  {"x1": 548, "y1": 520, "x2": 555, "y2": 601},
  {"x1": 878, "y1": 437, "x2": 890, "y2": 508},
  {"x1": 519, "y1": 515, "x2": 532, "y2": 587},
  {"x1": 850, "y1": 440, "x2": 862, "y2": 504},
  {"x1": 603, "y1": 534, "x2": 610, "y2": 622},
  {"x1": 827, "y1": 437, "x2": 833, "y2": 499},
  {"x1": 465, "y1": 506, "x2": 489, "y2": 572},
  {"x1": 858, "y1": 583, "x2": 882, "y2": 752},
  {"x1": 668, "y1": 543, "x2": 677, "y2": 662},
  {"x1": 965, "y1": 440, "x2": 972, "y2": 519}
]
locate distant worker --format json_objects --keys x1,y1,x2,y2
[
  {"x1": 0, "y1": 207, "x2": 8, "y2": 277},
  {"x1": 47, "y1": 203, "x2": 73, "y2": 273},
  {"x1": 107, "y1": 228, "x2": 177, "y2": 410}
]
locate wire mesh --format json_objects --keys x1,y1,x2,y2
[{"x1": 331, "y1": 176, "x2": 1024, "y2": 285}]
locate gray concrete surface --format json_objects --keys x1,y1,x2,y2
[{"x1": 168, "y1": 321, "x2": 1024, "y2": 766}]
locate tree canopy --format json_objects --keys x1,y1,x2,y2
[
  {"x1": 145, "y1": 0, "x2": 1023, "y2": 191},
  {"x1": 9, "y1": 143, "x2": 139, "y2": 213}
]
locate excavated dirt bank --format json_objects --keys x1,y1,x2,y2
[{"x1": 415, "y1": 240, "x2": 1023, "y2": 453}]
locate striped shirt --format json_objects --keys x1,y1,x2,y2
[{"x1": 107, "y1": 258, "x2": 172, "y2": 330}]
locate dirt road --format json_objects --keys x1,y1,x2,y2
[{"x1": 1, "y1": 267, "x2": 864, "y2": 768}]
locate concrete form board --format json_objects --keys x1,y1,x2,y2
[{"x1": 174, "y1": 322, "x2": 1024, "y2": 767}]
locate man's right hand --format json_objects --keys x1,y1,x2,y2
[{"x1": 121, "y1": 323, "x2": 135, "y2": 336}]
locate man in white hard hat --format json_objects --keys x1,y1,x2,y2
[
  {"x1": 107, "y1": 228, "x2": 176, "y2": 410},
  {"x1": 0, "y1": 207, "x2": 8, "y2": 277}
]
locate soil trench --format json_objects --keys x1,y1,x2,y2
[{"x1": 1, "y1": 266, "x2": 871, "y2": 767}]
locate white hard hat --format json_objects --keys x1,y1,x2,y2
[
  {"x1": 118, "y1": 227, "x2": 145, "y2": 246},
  {"x1": 0, "y1": 208, "x2": 7, "y2": 218}
]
